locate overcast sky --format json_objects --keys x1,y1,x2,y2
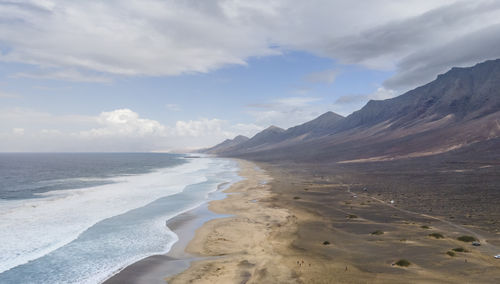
[{"x1": 1, "y1": 0, "x2": 500, "y2": 152}]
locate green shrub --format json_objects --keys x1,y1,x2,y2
[
  {"x1": 428, "y1": 233, "x2": 444, "y2": 239},
  {"x1": 457, "y1": 236, "x2": 476, "y2": 242},
  {"x1": 421, "y1": 225, "x2": 430, "y2": 229},
  {"x1": 293, "y1": 196, "x2": 301, "y2": 200},
  {"x1": 452, "y1": 247, "x2": 468, "y2": 252},
  {"x1": 395, "y1": 259, "x2": 410, "y2": 267},
  {"x1": 348, "y1": 214, "x2": 358, "y2": 219},
  {"x1": 371, "y1": 230, "x2": 384, "y2": 235},
  {"x1": 323, "y1": 241, "x2": 330, "y2": 245},
  {"x1": 446, "y1": 251, "x2": 456, "y2": 257}
]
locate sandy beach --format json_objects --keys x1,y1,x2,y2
[
  {"x1": 108, "y1": 158, "x2": 500, "y2": 283},
  {"x1": 166, "y1": 160, "x2": 299, "y2": 283},
  {"x1": 107, "y1": 159, "x2": 299, "y2": 283}
]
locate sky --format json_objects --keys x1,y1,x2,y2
[{"x1": 1, "y1": 0, "x2": 500, "y2": 152}]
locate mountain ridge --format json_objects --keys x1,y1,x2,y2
[{"x1": 204, "y1": 58, "x2": 500, "y2": 162}]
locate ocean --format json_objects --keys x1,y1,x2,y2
[{"x1": 0, "y1": 153, "x2": 240, "y2": 284}]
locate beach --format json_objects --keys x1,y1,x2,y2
[
  {"x1": 108, "y1": 159, "x2": 299, "y2": 283},
  {"x1": 167, "y1": 160, "x2": 300, "y2": 283},
  {"x1": 108, "y1": 158, "x2": 500, "y2": 283},
  {"x1": 0, "y1": 154, "x2": 242, "y2": 284}
]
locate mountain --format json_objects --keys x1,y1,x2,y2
[
  {"x1": 202, "y1": 135, "x2": 249, "y2": 154},
  {"x1": 338, "y1": 59, "x2": 500, "y2": 132},
  {"x1": 206, "y1": 111, "x2": 345, "y2": 156},
  {"x1": 218, "y1": 126, "x2": 285, "y2": 154},
  {"x1": 281, "y1": 111, "x2": 344, "y2": 139},
  {"x1": 209, "y1": 58, "x2": 500, "y2": 162}
]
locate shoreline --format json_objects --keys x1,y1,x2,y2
[
  {"x1": 107, "y1": 159, "x2": 298, "y2": 283},
  {"x1": 104, "y1": 165, "x2": 236, "y2": 284},
  {"x1": 104, "y1": 202, "x2": 226, "y2": 284},
  {"x1": 166, "y1": 159, "x2": 298, "y2": 283},
  {"x1": 107, "y1": 158, "x2": 500, "y2": 283}
]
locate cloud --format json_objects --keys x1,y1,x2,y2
[
  {"x1": 78, "y1": 111, "x2": 244, "y2": 151},
  {"x1": 174, "y1": 119, "x2": 262, "y2": 139},
  {"x1": 332, "y1": 87, "x2": 397, "y2": 116},
  {"x1": 323, "y1": 0, "x2": 500, "y2": 91},
  {"x1": 384, "y1": 23, "x2": 500, "y2": 90},
  {"x1": 1, "y1": 0, "x2": 499, "y2": 92},
  {"x1": 79, "y1": 109, "x2": 167, "y2": 138},
  {"x1": 0, "y1": 0, "x2": 278, "y2": 78},
  {"x1": 174, "y1": 118, "x2": 226, "y2": 137},
  {"x1": 335, "y1": 87, "x2": 396, "y2": 105},
  {"x1": 0, "y1": 107, "x2": 262, "y2": 151},
  {"x1": 304, "y1": 69, "x2": 339, "y2": 84},
  {"x1": 13, "y1": 69, "x2": 112, "y2": 83},
  {"x1": 246, "y1": 96, "x2": 328, "y2": 128}
]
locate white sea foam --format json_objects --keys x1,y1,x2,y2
[{"x1": 0, "y1": 157, "x2": 229, "y2": 275}]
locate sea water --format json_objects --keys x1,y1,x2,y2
[{"x1": 0, "y1": 153, "x2": 240, "y2": 283}]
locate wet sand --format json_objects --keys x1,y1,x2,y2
[
  {"x1": 104, "y1": 193, "x2": 229, "y2": 284},
  {"x1": 104, "y1": 204, "x2": 219, "y2": 284},
  {"x1": 166, "y1": 160, "x2": 298, "y2": 283}
]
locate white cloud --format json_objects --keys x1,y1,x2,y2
[
  {"x1": 0, "y1": 107, "x2": 260, "y2": 151},
  {"x1": 174, "y1": 118, "x2": 227, "y2": 137},
  {"x1": 0, "y1": 0, "x2": 278, "y2": 78},
  {"x1": 371, "y1": 87, "x2": 397, "y2": 100},
  {"x1": 79, "y1": 109, "x2": 167, "y2": 138},
  {"x1": 1, "y1": 0, "x2": 499, "y2": 93}
]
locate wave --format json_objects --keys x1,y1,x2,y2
[{"x1": 0, "y1": 157, "x2": 238, "y2": 280}]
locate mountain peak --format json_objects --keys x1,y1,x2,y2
[
  {"x1": 200, "y1": 135, "x2": 248, "y2": 154},
  {"x1": 233, "y1": 135, "x2": 249, "y2": 142},
  {"x1": 263, "y1": 125, "x2": 285, "y2": 132},
  {"x1": 316, "y1": 111, "x2": 344, "y2": 120}
]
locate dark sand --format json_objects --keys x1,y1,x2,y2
[{"x1": 257, "y1": 155, "x2": 500, "y2": 283}]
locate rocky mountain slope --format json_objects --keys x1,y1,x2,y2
[
  {"x1": 204, "y1": 59, "x2": 500, "y2": 162},
  {"x1": 202, "y1": 135, "x2": 249, "y2": 154}
]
